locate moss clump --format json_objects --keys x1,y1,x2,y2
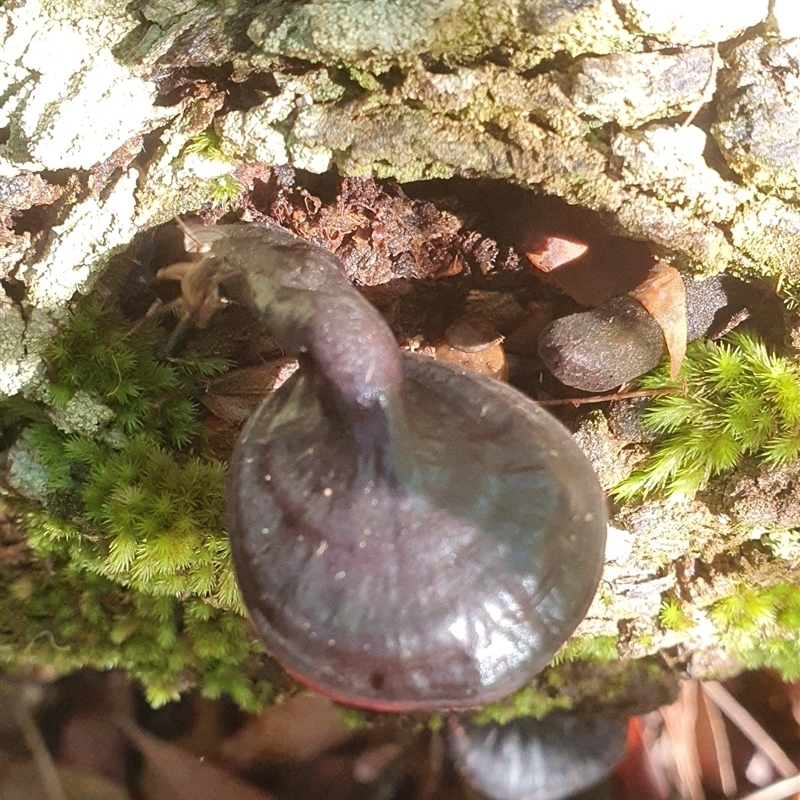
[
  {"x1": 469, "y1": 635, "x2": 621, "y2": 725},
  {"x1": 613, "y1": 331, "x2": 800, "y2": 500},
  {"x1": 551, "y1": 635, "x2": 619, "y2": 665},
  {"x1": 658, "y1": 597, "x2": 693, "y2": 633},
  {"x1": 209, "y1": 174, "x2": 246, "y2": 207},
  {"x1": 45, "y1": 297, "x2": 228, "y2": 447},
  {"x1": 470, "y1": 655, "x2": 676, "y2": 726},
  {"x1": 711, "y1": 581, "x2": 800, "y2": 681},
  {"x1": 184, "y1": 128, "x2": 227, "y2": 161},
  {"x1": 1, "y1": 298, "x2": 270, "y2": 710},
  {"x1": 777, "y1": 275, "x2": 800, "y2": 311}
]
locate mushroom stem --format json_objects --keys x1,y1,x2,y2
[{"x1": 190, "y1": 222, "x2": 410, "y2": 486}]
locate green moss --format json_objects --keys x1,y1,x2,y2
[
  {"x1": 470, "y1": 636, "x2": 624, "y2": 725},
  {"x1": 551, "y1": 635, "x2": 619, "y2": 665},
  {"x1": 469, "y1": 655, "x2": 678, "y2": 726},
  {"x1": 776, "y1": 274, "x2": 800, "y2": 311},
  {"x1": 184, "y1": 128, "x2": 227, "y2": 161},
  {"x1": 471, "y1": 685, "x2": 571, "y2": 726},
  {"x1": 43, "y1": 297, "x2": 228, "y2": 448},
  {"x1": 658, "y1": 597, "x2": 693, "y2": 632},
  {"x1": 0, "y1": 298, "x2": 271, "y2": 709},
  {"x1": 209, "y1": 174, "x2": 246, "y2": 208},
  {"x1": 613, "y1": 331, "x2": 800, "y2": 501},
  {"x1": 335, "y1": 706, "x2": 371, "y2": 730},
  {"x1": 711, "y1": 581, "x2": 800, "y2": 681}
]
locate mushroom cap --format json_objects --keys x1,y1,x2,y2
[
  {"x1": 228, "y1": 354, "x2": 607, "y2": 711},
  {"x1": 447, "y1": 712, "x2": 628, "y2": 800}
]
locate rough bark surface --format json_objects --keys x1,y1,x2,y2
[{"x1": 1, "y1": 0, "x2": 799, "y2": 717}]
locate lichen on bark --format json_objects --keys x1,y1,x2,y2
[{"x1": 1, "y1": 0, "x2": 799, "y2": 719}]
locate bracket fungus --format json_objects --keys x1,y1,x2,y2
[
  {"x1": 193, "y1": 222, "x2": 607, "y2": 711},
  {"x1": 448, "y1": 712, "x2": 628, "y2": 800}
]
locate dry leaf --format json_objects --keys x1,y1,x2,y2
[
  {"x1": 0, "y1": 761, "x2": 131, "y2": 800},
  {"x1": 201, "y1": 360, "x2": 299, "y2": 425},
  {"x1": 218, "y1": 693, "x2": 355, "y2": 769},
  {"x1": 117, "y1": 718, "x2": 277, "y2": 800},
  {"x1": 503, "y1": 303, "x2": 557, "y2": 356},
  {"x1": 525, "y1": 235, "x2": 589, "y2": 273},
  {"x1": 628, "y1": 264, "x2": 687, "y2": 379}
]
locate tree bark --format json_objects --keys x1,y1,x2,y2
[{"x1": 1, "y1": 0, "x2": 798, "y2": 718}]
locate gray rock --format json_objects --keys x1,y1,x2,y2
[
  {"x1": 616, "y1": 0, "x2": 768, "y2": 45},
  {"x1": 712, "y1": 38, "x2": 800, "y2": 201},
  {"x1": 537, "y1": 276, "x2": 733, "y2": 392},
  {"x1": 569, "y1": 47, "x2": 716, "y2": 127},
  {"x1": 248, "y1": 0, "x2": 462, "y2": 66},
  {"x1": 0, "y1": 0, "x2": 170, "y2": 171},
  {"x1": 610, "y1": 125, "x2": 745, "y2": 221}
]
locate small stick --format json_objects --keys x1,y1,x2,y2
[
  {"x1": 536, "y1": 385, "x2": 685, "y2": 407},
  {"x1": 6, "y1": 685, "x2": 69, "y2": 800},
  {"x1": 738, "y1": 775, "x2": 800, "y2": 800},
  {"x1": 701, "y1": 681, "x2": 798, "y2": 779},
  {"x1": 699, "y1": 682, "x2": 737, "y2": 797}
]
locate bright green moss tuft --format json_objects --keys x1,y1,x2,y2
[
  {"x1": 471, "y1": 686, "x2": 572, "y2": 726},
  {"x1": 711, "y1": 582, "x2": 800, "y2": 681},
  {"x1": 44, "y1": 297, "x2": 229, "y2": 449},
  {"x1": 551, "y1": 635, "x2": 619, "y2": 665},
  {"x1": 613, "y1": 331, "x2": 800, "y2": 501},
  {"x1": 658, "y1": 597, "x2": 693, "y2": 632},
  {"x1": 777, "y1": 275, "x2": 800, "y2": 311},
  {"x1": 184, "y1": 128, "x2": 227, "y2": 160},
  {"x1": 0, "y1": 298, "x2": 271, "y2": 709},
  {"x1": 209, "y1": 175, "x2": 246, "y2": 207}
]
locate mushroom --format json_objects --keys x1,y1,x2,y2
[
  {"x1": 537, "y1": 275, "x2": 744, "y2": 392},
  {"x1": 447, "y1": 711, "x2": 628, "y2": 800},
  {"x1": 192, "y1": 221, "x2": 607, "y2": 711}
]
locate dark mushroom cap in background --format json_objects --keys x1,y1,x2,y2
[{"x1": 448, "y1": 712, "x2": 629, "y2": 800}]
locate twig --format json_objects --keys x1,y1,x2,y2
[
  {"x1": 537, "y1": 385, "x2": 685, "y2": 407},
  {"x1": 701, "y1": 682, "x2": 798, "y2": 779},
  {"x1": 737, "y1": 774, "x2": 800, "y2": 800},
  {"x1": 6, "y1": 685, "x2": 68, "y2": 800},
  {"x1": 699, "y1": 683, "x2": 737, "y2": 797},
  {"x1": 662, "y1": 685, "x2": 706, "y2": 800}
]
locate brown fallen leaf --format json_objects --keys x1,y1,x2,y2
[
  {"x1": 0, "y1": 761, "x2": 131, "y2": 800},
  {"x1": 525, "y1": 234, "x2": 589, "y2": 273},
  {"x1": 628, "y1": 263, "x2": 687, "y2": 379},
  {"x1": 503, "y1": 302, "x2": 557, "y2": 356},
  {"x1": 116, "y1": 718, "x2": 277, "y2": 800},
  {"x1": 218, "y1": 693, "x2": 355, "y2": 769},
  {"x1": 201, "y1": 360, "x2": 299, "y2": 425}
]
